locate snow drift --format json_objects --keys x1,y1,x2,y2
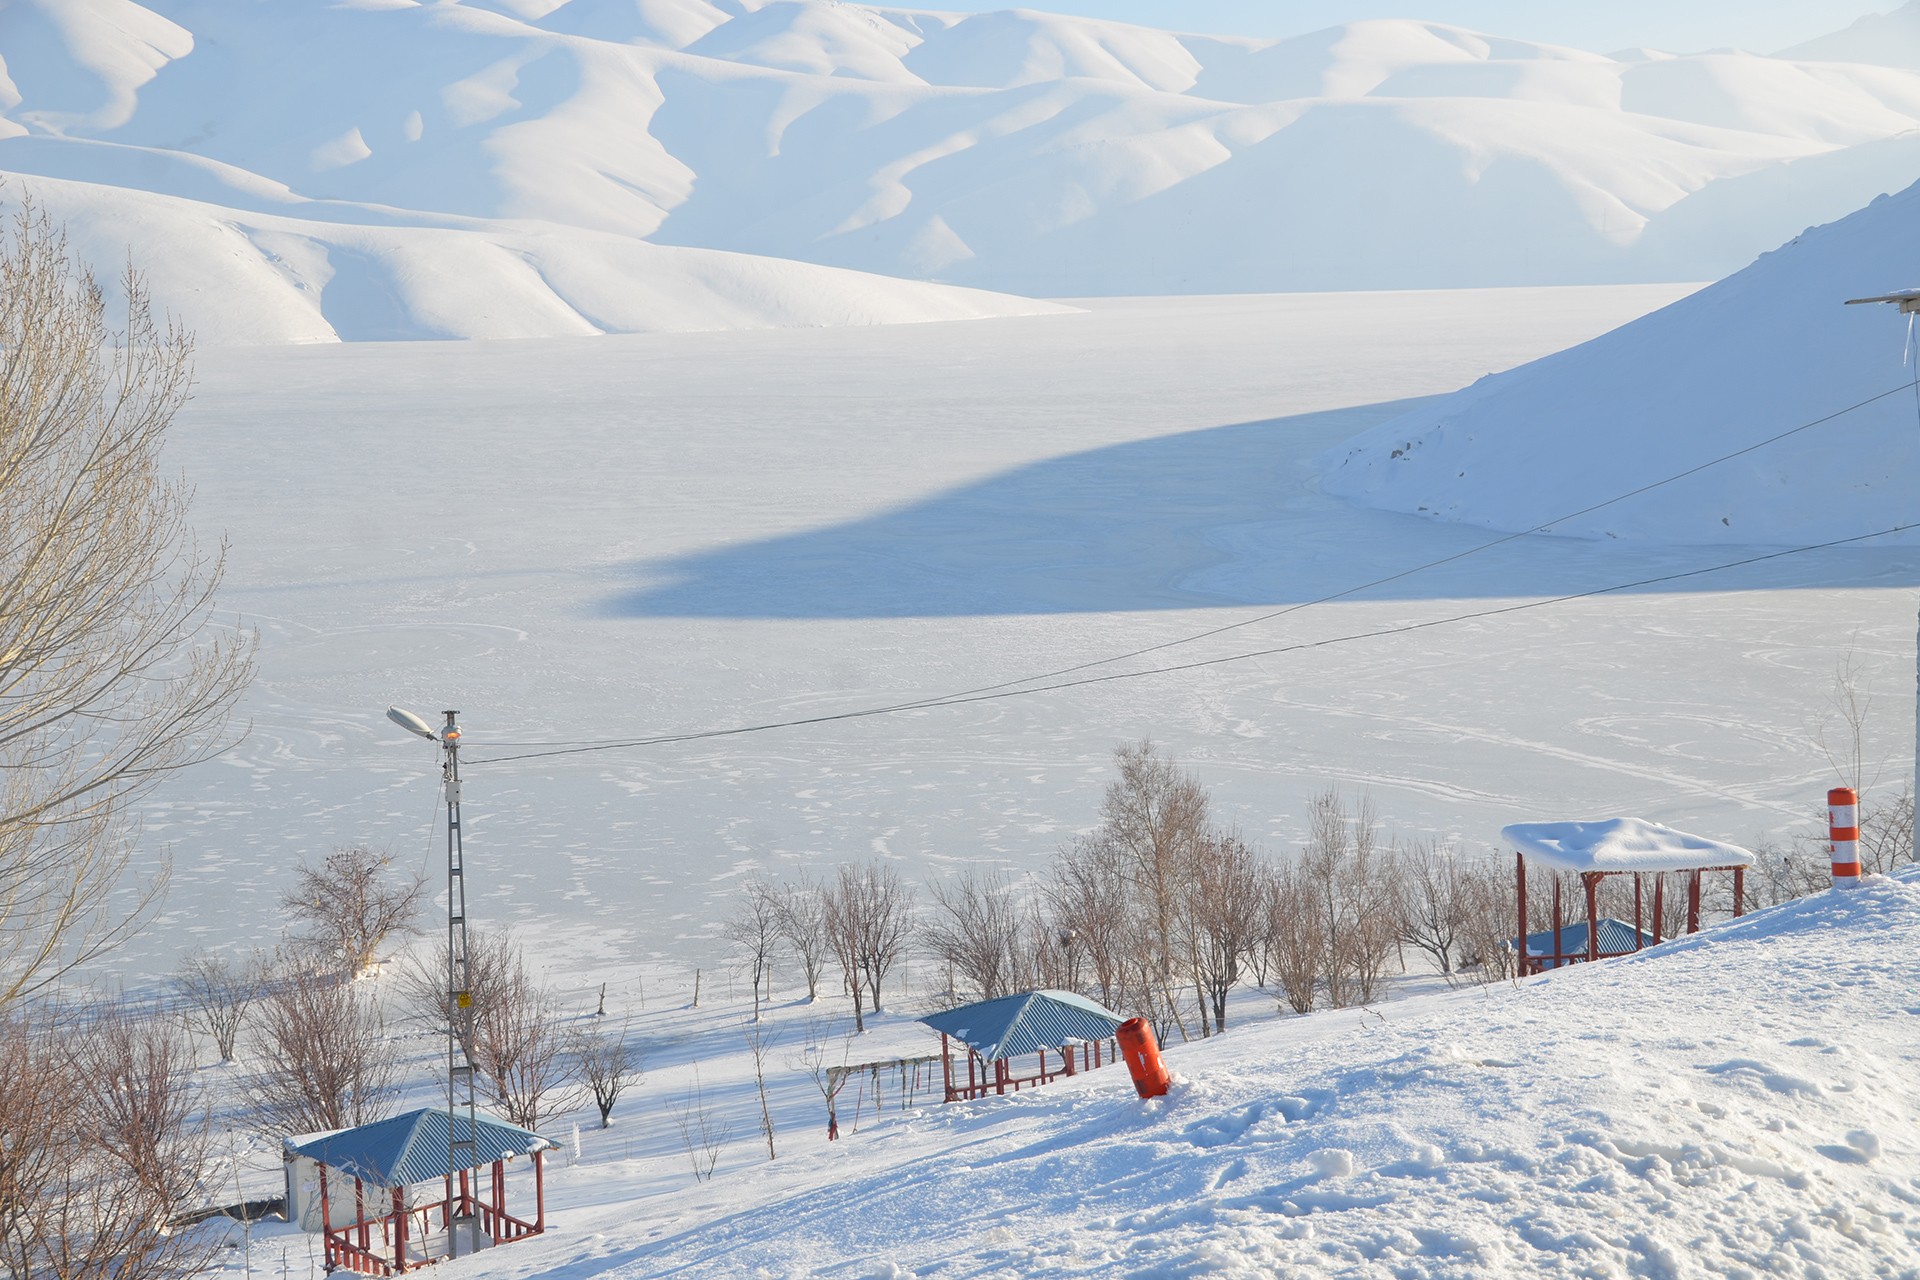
[
  {"x1": 8, "y1": 0, "x2": 1920, "y2": 340},
  {"x1": 1319, "y1": 175, "x2": 1920, "y2": 547}
]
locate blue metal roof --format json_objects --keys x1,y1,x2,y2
[
  {"x1": 285, "y1": 1109, "x2": 555, "y2": 1188},
  {"x1": 1517, "y1": 916, "x2": 1656, "y2": 969},
  {"x1": 920, "y1": 990, "x2": 1125, "y2": 1062}
]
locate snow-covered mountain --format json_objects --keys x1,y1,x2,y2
[
  {"x1": 7, "y1": 0, "x2": 1920, "y2": 342},
  {"x1": 1319, "y1": 170, "x2": 1920, "y2": 548}
]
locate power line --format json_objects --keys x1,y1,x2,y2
[
  {"x1": 474, "y1": 381, "x2": 1912, "y2": 750},
  {"x1": 467, "y1": 520, "x2": 1920, "y2": 766}
]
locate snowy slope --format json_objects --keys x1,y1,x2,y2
[
  {"x1": 340, "y1": 867, "x2": 1920, "y2": 1279},
  {"x1": 8, "y1": 1, "x2": 1920, "y2": 339},
  {"x1": 1319, "y1": 174, "x2": 1920, "y2": 547},
  {"x1": 1779, "y1": 1, "x2": 1920, "y2": 70}
]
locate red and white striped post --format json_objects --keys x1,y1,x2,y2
[{"x1": 1828, "y1": 786, "x2": 1862, "y2": 888}]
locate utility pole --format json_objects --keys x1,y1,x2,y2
[
  {"x1": 1843, "y1": 289, "x2": 1920, "y2": 849},
  {"x1": 388, "y1": 706, "x2": 481, "y2": 1258}
]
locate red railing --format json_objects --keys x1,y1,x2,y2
[{"x1": 943, "y1": 1038, "x2": 1118, "y2": 1102}]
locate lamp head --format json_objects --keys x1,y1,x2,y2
[
  {"x1": 1845, "y1": 290, "x2": 1920, "y2": 315},
  {"x1": 387, "y1": 706, "x2": 439, "y2": 740}
]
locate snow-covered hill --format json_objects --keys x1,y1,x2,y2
[
  {"x1": 258, "y1": 867, "x2": 1920, "y2": 1279},
  {"x1": 8, "y1": 1, "x2": 1920, "y2": 340},
  {"x1": 1319, "y1": 170, "x2": 1920, "y2": 548}
]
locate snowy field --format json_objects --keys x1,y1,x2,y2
[{"x1": 136, "y1": 280, "x2": 1920, "y2": 996}]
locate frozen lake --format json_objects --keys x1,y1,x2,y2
[{"x1": 134, "y1": 284, "x2": 1919, "y2": 983}]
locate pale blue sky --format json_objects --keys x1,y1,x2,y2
[{"x1": 905, "y1": 1, "x2": 1895, "y2": 54}]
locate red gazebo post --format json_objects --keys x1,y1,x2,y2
[
  {"x1": 392, "y1": 1187, "x2": 408, "y2": 1273},
  {"x1": 1582, "y1": 872, "x2": 1601, "y2": 963},
  {"x1": 1515, "y1": 853, "x2": 1528, "y2": 973},
  {"x1": 319, "y1": 1166, "x2": 332, "y2": 1270},
  {"x1": 533, "y1": 1148, "x2": 546, "y2": 1233}
]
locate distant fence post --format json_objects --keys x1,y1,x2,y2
[{"x1": 1828, "y1": 787, "x2": 1862, "y2": 888}]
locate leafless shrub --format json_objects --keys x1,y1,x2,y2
[
  {"x1": 250, "y1": 958, "x2": 400, "y2": 1134},
  {"x1": 666, "y1": 1070, "x2": 729, "y2": 1183},
  {"x1": 0, "y1": 196, "x2": 255, "y2": 1013},
  {"x1": 280, "y1": 845, "x2": 428, "y2": 977},
  {"x1": 573, "y1": 1020, "x2": 640, "y2": 1129},
  {"x1": 173, "y1": 948, "x2": 264, "y2": 1062},
  {"x1": 0, "y1": 1002, "x2": 216, "y2": 1279}
]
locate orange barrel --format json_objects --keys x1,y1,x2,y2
[
  {"x1": 1828, "y1": 787, "x2": 1862, "y2": 888},
  {"x1": 1117, "y1": 1017, "x2": 1171, "y2": 1099}
]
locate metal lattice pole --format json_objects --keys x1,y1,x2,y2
[{"x1": 441, "y1": 711, "x2": 479, "y2": 1257}]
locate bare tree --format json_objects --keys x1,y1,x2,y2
[
  {"x1": 1264, "y1": 861, "x2": 1323, "y2": 1014},
  {"x1": 825, "y1": 861, "x2": 915, "y2": 1028},
  {"x1": 724, "y1": 877, "x2": 784, "y2": 1023},
  {"x1": 469, "y1": 953, "x2": 576, "y2": 1130},
  {"x1": 72, "y1": 1005, "x2": 209, "y2": 1216},
  {"x1": 1452, "y1": 861, "x2": 1518, "y2": 984},
  {"x1": 1396, "y1": 841, "x2": 1470, "y2": 979},
  {"x1": 1814, "y1": 650, "x2": 1878, "y2": 794},
  {"x1": 1185, "y1": 831, "x2": 1266, "y2": 1031},
  {"x1": 391, "y1": 927, "x2": 520, "y2": 1053},
  {"x1": 281, "y1": 845, "x2": 428, "y2": 977},
  {"x1": 0, "y1": 1003, "x2": 216, "y2": 1279},
  {"x1": 775, "y1": 877, "x2": 830, "y2": 1002},
  {"x1": 794, "y1": 1020, "x2": 853, "y2": 1140},
  {"x1": 666, "y1": 1070, "x2": 729, "y2": 1183},
  {"x1": 573, "y1": 1020, "x2": 640, "y2": 1129},
  {"x1": 250, "y1": 957, "x2": 400, "y2": 1134},
  {"x1": 1046, "y1": 834, "x2": 1131, "y2": 1009},
  {"x1": 922, "y1": 867, "x2": 1028, "y2": 1002},
  {"x1": 744, "y1": 1019, "x2": 779, "y2": 1160},
  {"x1": 1300, "y1": 791, "x2": 1397, "y2": 1007},
  {"x1": 1097, "y1": 741, "x2": 1211, "y2": 1015},
  {"x1": 173, "y1": 947, "x2": 263, "y2": 1063},
  {"x1": 0, "y1": 196, "x2": 255, "y2": 1012}
]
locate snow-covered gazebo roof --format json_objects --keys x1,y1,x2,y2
[
  {"x1": 1502, "y1": 817, "x2": 1755, "y2": 875},
  {"x1": 920, "y1": 990, "x2": 1124, "y2": 1062},
  {"x1": 284, "y1": 1107, "x2": 554, "y2": 1189}
]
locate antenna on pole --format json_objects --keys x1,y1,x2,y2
[
  {"x1": 389, "y1": 705, "x2": 480, "y2": 1259},
  {"x1": 1843, "y1": 292, "x2": 1920, "y2": 854}
]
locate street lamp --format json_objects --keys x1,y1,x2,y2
[
  {"x1": 1841, "y1": 291, "x2": 1920, "y2": 847},
  {"x1": 388, "y1": 706, "x2": 480, "y2": 1258}
]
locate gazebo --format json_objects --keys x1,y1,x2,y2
[
  {"x1": 1505, "y1": 817, "x2": 1755, "y2": 976},
  {"x1": 921, "y1": 990, "x2": 1125, "y2": 1102},
  {"x1": 283, "y1": 1107, "x2": 555, "y2": 1274}
]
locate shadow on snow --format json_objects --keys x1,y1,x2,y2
[{"x1": 600, "y1": 401, "x2": 1920, "y2": 620}]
